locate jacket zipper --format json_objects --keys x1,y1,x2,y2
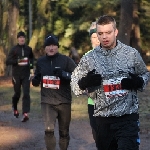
[{"x1": 22, "y1": 47, "x2": 24, "y2": 57}]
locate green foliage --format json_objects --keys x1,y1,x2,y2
[
  {"x1": 54, "y1": 19, "x2": 65, "y2": 35},
  {"x1": 0, "y1": 84, "x2": 88, "y2": 120},
  {"x1": 27, "y1": 0, "x2": 121, "y2": 56},
  {"x1": 1, "y1": 0, "x2": 150, "y2": 59},
  {"x1": 64, "y1": 24, "x2": 75, "y2": 38},
  {"x1": 79, "y1": 22, "x2": 89, "y2": 31}
]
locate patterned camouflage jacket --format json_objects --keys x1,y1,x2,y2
[{"x1": 71, "y1": 40, "x2": 149, "y2": 117}]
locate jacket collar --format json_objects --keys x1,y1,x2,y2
[
  {"x1": 46, "y1": 52, "x2": 59, "y2": 59},
  {"x1": 95, "y1": 40, "x2": 123, "y2": 56}
]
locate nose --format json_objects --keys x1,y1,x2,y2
[{"x1": 102, "y1": 33, "x2": 107, "y2": 39}]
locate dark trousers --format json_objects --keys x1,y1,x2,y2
[
  {"x1": 96, "y1": 114, "x2": 140, "y2": 150},
  {"x1": 12, "y1": 75, "x2": 30, "y2": 114},
  {"x1": 88, "y1": 104, "x2": 97, "y2": 142},
  {"x1": 41, "y1": 103, "x2": 71, "y2": 150}
]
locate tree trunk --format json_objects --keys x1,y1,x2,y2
[
  {"x1": 130, "y1": 1, "x2": 147, "y2": 63},
  {"x1": 0, "y1": 0, "x2": 8, "y2": 76},
  {"x1": 0, "y1": 2, "x2": 2, "y2": 39},
  {"x1": 117, "y1": 0, "x2": 134, "y2": 45},
  {"x1": 8, "y1": 0, "x2": 19, "y2": 48},
  {"x1": 130, "y1": 1, "x2": 142, "y2": 52},
  {"x1": 5, "y1": 0, "x2": 19, "y2": 76}
]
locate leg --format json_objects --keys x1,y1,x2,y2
[
  {"x1": 108, "y1": 139, "x2": 118, "y2": 150},
  {"x1": 96, "y1": 117, "x2": 114, "y2": 150},
  {"x1": 12, "y1": 76, "x2": 21, "y2": 111},
  {"x1": 113, "y1": 120, "x2": 140, "y2": 150},
  {"x1": 92, "y1": 128, "x2": 97, "y2": 144},
  {"x1": 41, "y1": 103, "x2": 58, "y2": 150},
  {"x1": 22, "y1": 75, "x2": 30, "y2": 114},
  {"x1": 57, "y1": 103, "x2": 71, "y2": 150},
  {"x1": 88, "y1": 104, "x2": 97, "y2": 142}
]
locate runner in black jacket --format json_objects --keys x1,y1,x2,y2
[
  {"x1": 32, "y1": 34, "x2": 76, "y2": 150},
  {"x1": 6, "y1": 31, "x2": 34, "y2": 122}
]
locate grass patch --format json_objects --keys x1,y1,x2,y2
[
  {"x1": 0, "y1": 86, "x2": 41, "y2": 115},
  {"x1": 0, "y1": 85, "x2": 88, "y2": 120},
  {"x1": 71, "y1": 93, "x2": 88, "y2": 120},
  {"x1": 0, "y1": 83, "x2": 150, "y2": 131}
]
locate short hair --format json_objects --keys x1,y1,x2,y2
[
  {"x1": 17, "y1": 31, "x2": 26, "y2": 38},
  {"x1": 97, "y1": 15, "x2": 116, "y2": 29}
]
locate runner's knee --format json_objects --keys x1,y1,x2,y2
[
  {"x1": 59, "y1": 130, "x2": 69, "y2": 138},
  {"x1": 45, "y1": 129, "x2": 54, "y2": 137}
]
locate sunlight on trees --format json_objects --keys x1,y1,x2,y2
[{"x1": 0, "y1": 0, "x2": 150, "y2": 75}]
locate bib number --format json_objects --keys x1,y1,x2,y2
[
  {"x1": 103, "y1": 77, "x2": 128, "y2": 99},
  {"x1": 43, "y1": 76, "x2": 60, "y2": 89},
  {"x1": 18, "y1": 57, "x2": 28, "y2": 66}
]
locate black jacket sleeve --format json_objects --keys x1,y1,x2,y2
[
  {"x1": 6, "y1": 47, "x2": 18, "y2": 66},
  {"x1": 65, "y1": 57, "x2": 77, "y2": 80},
  {"x1": 28, "y1": 46, "x2": 34, "y2": 69}
]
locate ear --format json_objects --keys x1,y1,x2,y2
[{"x1": 115, "y1": 29, "x2": 118, "y2": 36}]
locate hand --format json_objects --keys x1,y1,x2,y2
[
  {"x1": 32, "y1": 74, "x2": 41, "y2": 87},
  {"x1": 30, "y1": 69, "x2": 34, "y2": 76},
  {"x1": 30, "y1": 63, "x2": 33, "y2": 69},
  {"x1": 121, "y1": 72, "x2": 144, "y2": 90},
  {"x1": 78, "y1": 69, "x2": 102, "y2": 90},
  {"x1": 18, "y1": 58, "x2": 21, "y2": 64},
  {"x1": 53, "y1": 67, "x2": 63, "y2": 77},
  {"x1": 53, "y1": 67, "x2": 71, "y2": 80},
  {"x1": 29, "y1": 74, "x2": 34, "y2": 80}
]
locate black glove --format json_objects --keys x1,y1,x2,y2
[
  {"x1": 53, "y1": 67, "x2": 71, "y2": 80},
  {"x1": 78, "y1": 69, "x2": 102, "y2": 90},
  {"x1": 32, "y1": 74, "x2": 41, "y2": 87},
  {"x1": 53, "y1": 67, "x2": 63, "y2": 77},
  {"x1": 121, "y1": 72, "x2": 144, "y2": 90}
]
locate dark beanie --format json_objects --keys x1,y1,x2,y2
[
  {"x1": 44, "y1": 34, "x2": 59, "y2": 47},
  {"x1": 17, "y1": 31, "x2": 26, "y2": 38}
]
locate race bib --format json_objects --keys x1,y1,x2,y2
[
  {"x1": 43, "y1": 76, "x2": 60, "y2": 89},
  {"x1": 103, "y1": 77, "x2": 128, "y2": 100},
  {"x1": 18, "y1": 57, "x2": 28, "y2": 66}
]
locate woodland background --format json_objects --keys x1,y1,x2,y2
[{"x1": 0, "y1": 0, "x2": 150, "y2": 76}]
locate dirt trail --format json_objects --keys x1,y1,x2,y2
[
  {"x1": 0, "y1": 107, "x2": 150, "y2": 150},
  {"x1": 0, "y1": 110, "x2": 97, "y2": 150}
]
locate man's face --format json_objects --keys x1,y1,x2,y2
[
  {"x1": 18, "y1": 36, "x2": 25, "y2": 45},
  {"x1": 90, "y1": 33, "x2": 100, "y2": 48},
  {"x1": 45, "y1": 45, "x2": 58, "y2": 56},
  {"x1": 96, "y1": 23, "x2": 118, "y2": 50}
]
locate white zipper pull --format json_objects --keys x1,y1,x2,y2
[{"x1": 22, "y1": 48, "x2": 24, "y2": 56}]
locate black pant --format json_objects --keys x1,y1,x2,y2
[
  {"x1": 88, "y1": 104, "x2": 97, "y2": 142},
  {"x1": 41, "y1": 103, "x2": 71, "y2": 150},
  {"x1": 96, "y1": 114, "x2": 140, "y2": 150},
  {"x1": 12, "y1": 75, "x2": 30, "y2": 114}
]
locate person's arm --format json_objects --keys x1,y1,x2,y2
[
  {"x1": 6, "y1": 47, "x2": 18, "y2": 66},
  {"x1": 32, "y1": 60, "x2": 41, "y2": 87},
  {"x1": 53, "y1": 57, "x2": 77, "y2": 80},
  {"x1": 53, "y1": 68, "x2": 72, "y2": 80},
  {"x1": 29, "y1": 47, "x2": 34, "y2": 69},
  {"x1": 121, "y1": 49, "x2": 149, "y2": 91},
  {"x1": 64, "y1": 57, "x2": 77, "y2": 80},
  {"x1": 134, "y1": 50, "x2": 149, "y2": 90},
  {"x1": 71, "y1": 55, "x2": 91, "y2": 96}
]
